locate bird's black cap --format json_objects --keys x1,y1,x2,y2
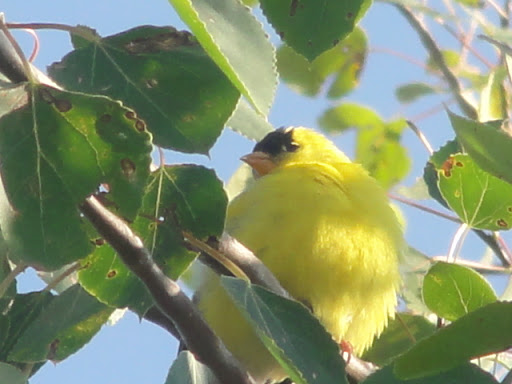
[{"x1": 253, "y1": 128, "x2": 300, "y2": 156}]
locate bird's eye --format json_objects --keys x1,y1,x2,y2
[{"x1": 288, "y1": 142, "x2": 300, "y2": 152}]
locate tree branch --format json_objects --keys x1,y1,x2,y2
[{"x1": 80, "y1": 196, "x2": 254, "y2": 384}]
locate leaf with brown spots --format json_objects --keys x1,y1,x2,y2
[
  {"x1": 437, "y1": 153, "x2": 512, "y2": 230},
  {"x1": 0, "y1": 85, "x2": 152, "y2": 270},
  {"x1": 48, "y1": 25, "x2": 240, "y2": 154},
  {"x1": 79, "y1": 165, "x2": 227, "y2": 314}
]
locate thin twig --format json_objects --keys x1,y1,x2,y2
[
  {"x1": 389, "y1": 193, "x2": 461, "y2": 223},
  {"x1": 0, "y1": 262, "x2": 27, "y2": 298},
  {"x1": 43, "y1": 262, "x2": 82, "y2": 292},
  {"x1": 409, "y1": 98, "x2": 457, "y2": 122},
  {"x1": 406, "y1": 120, "x2": 434, "y2": 155},
  {"x1": 5, "y1": 22, "x2": 94, "y2": 41},
  {"x1": 431, "y1": 255, "x2": 512, "y2": 273},
  {"x1": 370, "y1": 46, "x2": 429, "y2": 70},
  {"x1": 392, "y1": 3, "x2": 478, "y2": 119},
  {"x1": 80, "y1": 196, "x2": 254, "y2": 384}
]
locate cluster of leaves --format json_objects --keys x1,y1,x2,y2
[{"x1": 2, "y1": 0, "x2": 512, "y2": 383}]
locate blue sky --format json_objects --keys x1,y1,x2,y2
[{"x1": 2, "y1": 0, "x2": 505, "y2": 383}]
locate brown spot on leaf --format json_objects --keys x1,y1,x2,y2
[
  {"x1": 99, "y1": 114, "x2": 112, "y2": 123},
  {"x1": 107, "y1": 270, "x2": 117, "y2": 278},
  {"x1": 47, "y1": 339, "x2": 60, "y2": 361},
  {"x1": 497, "y1": 219, "x2": 508, "y2": 227},
  {"x1": 182, "y1": 114, "x2": 196, "y2": 122},
  {"x1": 456, "y1": 161, "x2": 463, "y2": 167},
  {"x1": 135, "y1": 119, "x2": 146, "y2": 131},
  {"x1": 333, "y1": 39, "x2": 340, "y2": 47},
  {"x1": 82, "y1": 261, "x2": 91, "y2": 269},
  {"x1": 278, "y1": 31, "x2": 285, "y2": 39},
  {"x1": 307, "y1": 40, "x2": 313, "y2": 47},
  {"x1": 125, "y1": 111, "x2": 136, "y2": 120},
  {"x1": 94, "y1": 238, "x2": 106, "y2": 246},
  {"x1": 347, "y1": 12, "x2": 354, "y2": 19},
  {"x1": 124, "y1": 28, "x2": 196, "y2": 54},
  {"x1": 508, "y1": 207, "x2": 512, "y2": 213},
  {"x1": 290, "y1": 0, "x2": 299, "y2": 16},
  {"x1": 121, "y1": 158, "x2": 136, "y2": 177},
  {"x1": 55, "y1": 99, "x2": 72, "y2": 112},
  {"x1": 441, "y1": 156, "x2": 455, "y2": 177}
]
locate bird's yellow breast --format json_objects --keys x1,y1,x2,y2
[{"x1": 198, "y1": 160, "x2": 403, "y2": 383}]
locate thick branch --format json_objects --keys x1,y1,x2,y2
[{"x1": 80, "y1": 196, "x2": 253, "y2": 384}]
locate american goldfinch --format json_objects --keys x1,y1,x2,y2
[{"x1": 197, "y1": 127, "x2": 403, "y2": 383}]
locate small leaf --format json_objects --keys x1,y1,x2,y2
[
  {"x1": 261, "y1": 0, "x2": 371, "y2": 61},
  {"x1": 450, "y1": 111, "x2": 512, "y2": 186},
  {"x1": 8, "y1": 285, "x2": 113, "y2": 363},
  {"x1": 395, "y1": 83, "x2": 437, "y2": 104},
  {"x1": 49, "y1": 26, "x2": 240, "y2": 154},
  {"x1": 479, "y1": 70, "x2": 507, "y2": 121},
  {"x1": 0, "y1": 85, "x2": 152, "y2": 270},
  {"x1": 221, "y1": 277, "x2": 348, "y2": 384},
  {"x1": 318, "y1": 103, "x2": 382, "y2": 134},
  {"x1": 437, "y1": 153, "x2": 512, "y2": 230},
  {"x1": 394, "y1": 301, "x2": 512, "y2": 379},
  {"x1": 364, "y1": 363, "x2": 497, "y2": 384},
  {"x1": 422, "y1": 262, "x2": 497, "y2": 321},
  {"x1": 276, "y1": 28, "x2": 367, "y2": 98},
  {"x1": 165, "y1": 351, "x2": 214, "y2": 384},
  {"x1": 363, "y1": 314, "x2": 436, "y2": 366},
  {"x1": 454, "y1": 0, "x2": 484, "y2": 7},
  {"x1": 79, "y1": 165, "x2": 227, "y2": 314},
  {"x1": 169, "y1": 0, "x2": 276, "y2": 116}
]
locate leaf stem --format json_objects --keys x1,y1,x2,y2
[
  {"x1": 406, "y1": 120, "x2": 434, "y2": 155},
  {"x1": 43, "y1": 262, "x2": 82, "y2": 292},
  {"x1": 389, "y1": 193, "x2": 460, "y2": 222},
  {"x1": 446, "y1": 222, "x2": 470, "y2": 262}
]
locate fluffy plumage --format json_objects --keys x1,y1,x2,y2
[{"x1": 197, "y1": 127, "x2": 403, "y2": 383}]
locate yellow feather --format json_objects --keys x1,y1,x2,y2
[{"x1": 197, "y1": 127, "x2": 404, "y2": 383}]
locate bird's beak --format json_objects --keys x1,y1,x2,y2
[{"x1": 241, "y1": 151, "x2": 275, "y2": 177}]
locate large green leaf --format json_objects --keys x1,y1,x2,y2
[
  {"x1": 222, "y1": 277, "x2": 348, "y2": 384},
  {"x1": 449, "y1": 111, "x2": 512, "y2": 186},
  {"x1": 49, "y1": 26, "x2": 239, "y2": 154},
  {"x1": 169, "y1": 0, "x2": 276, "y2": 116},
  {"x1": 277, "y1": 28, "x2": 367, "y2": 98},
  {"x1": 165, "y1": 351, "x2": 215, "y2": 384},
  {"x1": 364, "y1": 363, "x2": 497, "y2": 384},
  {"x1": 8, "y1": 285, "x2": 113, "y2": 363},
  {"x1": 422, "y1": 262, "x2": 497, "y2": 321},
  {"x1": 394, "y1": 301, "x2": 512, "y2": 379},
  {"x1": 261, "y1": 0, "x2": 371, "y2": 61},
  {"x1": 79, "y1": 165, "x2": 227, "y2": 314},
  {"x1": 226, "y1": 99, "x2": 274, "y2": 141},
  {"x1": 0, "y1": 85, "x2": 152, "y2": 270}
]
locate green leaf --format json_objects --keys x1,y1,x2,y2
[
  {"x1": 400, "y1": 247, "x2": 433, "y2": 314},
  {"x1": 437, "y1": 153, "x2": 512, "y2": 230},
  {"x1": 49, "y1": 26, "x2": 239, "y2": 154},
  {"x1": 8, "y1": 285, "x2": 113, "y2": 363},
  {"x1": 454, "y1": 0, "x2": 484, "y2": 8},
  {"x1": 221, "y1": 277, "x2": 348, "y2": 384},
  {"x1": 364, "y1": 363, "x2": 497, "y2": 384},
  {"x1": 450, "y1": 111, "x2": 512, "y2": 186},
  {"x1": 395, "y1": 83, "x2": 437, "y2": 104},
  {"x1": 479, "y1": 70, "x2": 507, "y2": 121},
  {"x1": 0, "y1": 362, "x2": 27, "y2": 384},
  {"x1": 363, "y1": 315, "x2": 436, "y2": 366},
  {"x1": 227, "y1": 99, "x2": 274, "y2": 141},
  {"x1": 422, "y1": 140, "x2": 462, "y2": 208},
  {"x1": 276, "y1": 28, "x2": 367, "y2": 98},
  {"x1": 422, "y1": 262, "x2": 497, "y2": 321},
  {"x1": 165, "y1": 351, "x2": 214, "y2": 384},
  {"x1": 261, "y1": 0, "x2": 371, "y2": 61},
  {"x1": 0, "y1": 85, "x2": 152, "y2": 270},
  {"x1": 394, "y1": 301, "x2": 512, "y2": 379},
  {"x1": 169, "y1": 0, "x2": 276, "y2": 116},
  {"x1": 0, "y1": 292, "x2": 54, "y2": 360},
  {"x1": 79, "y1": 165, "x2": 227, "y2": 314},
  {"x1": 319, "y1": 104, "x2": 409, "y2": 188}
]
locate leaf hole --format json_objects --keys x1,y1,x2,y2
[{"x1": 120, "y1": 158, "x2": 136, "y2": 177}]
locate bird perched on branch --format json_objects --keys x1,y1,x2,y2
[{"x1": 197, "y1": 127, "x2": 404, "y2": 383}]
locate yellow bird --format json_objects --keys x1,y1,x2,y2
[{"x1": 197, "y1": 127, "x2": 403, "y2": 383}]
